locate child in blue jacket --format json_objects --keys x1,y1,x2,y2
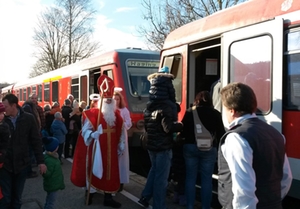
[{"x1": 50, "y1": 112, "x2": 68, "y2": 163}]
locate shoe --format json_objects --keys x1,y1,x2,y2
[
  {"x1": 84, "y1": 191, "x2": 94, "y2": 205},
  {"x1": 27, "y1": 171, "x2": 38, "y2": 178},
  {"x1": 172, "y1": 192, "x2": 179, "y2": 203},
  {"x1": 118, "y1": 184, "x2": 123, "y2": 192},
  {"x1": 179, "y1": 195, "x2": 186, "y2": 206},
  {"x1": 138, "y1": 197, "x2": 149, "y2": 208},
  {"x1": 103, "y1": 199, "x2": 121, "y2": 208}
]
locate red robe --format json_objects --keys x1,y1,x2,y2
[{"x1": 71, "y1": 108, "x2": 123, "y2": 193}]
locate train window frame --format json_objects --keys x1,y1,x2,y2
[
  {"x1": 80, "y1": 75, "x2": 88, "y2": 104},
  {"x1": 283, "y1": 27, "x2": 300, "y2": 110},
  {"x1": 44, "y1": 83, "x2": 50, "y2": 102},
  {"x1": 71, "y1": 77, "x2": 79, "y2": 102},
  {"x1": 38, "y1": 84, "x2": 42, "y2": 102},
  {"x1": 126, "y1": 59, "x2": 160, "y2": 97},
  {"x1": 229, "y1": 35, "x2": 272, "y2": 114},
  {"x1": 23, "y1": 88, "x2": 27, "y2": 101},
  {"x1": 52, "y1": 81, "x2": 59, "y2": 103},
  {"x1": 162, "y1": 54, "x2": 183, "y2": 103},
  {"x1": 19, "y1": 89, "x2": 23, "y2": 101}
]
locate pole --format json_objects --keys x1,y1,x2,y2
[{"x1": 86, "y1": 95, "x2": 104, "y2": 205}]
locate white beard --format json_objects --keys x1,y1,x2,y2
[{"x1": 100, "y1": 98, "x2": 116, "y2": 127}]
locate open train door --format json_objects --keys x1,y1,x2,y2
[{"x1": 221, "y1": 17, "x2": 283, "y2": 132}]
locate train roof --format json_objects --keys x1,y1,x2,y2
[
  {"x1": 6, "y1": 48, "x2": 160, "y2": 89},
  {"x1": 163, "y1": 0, "x2": 300, "y2": 50}
]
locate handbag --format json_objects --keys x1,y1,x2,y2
[{"x1": 192, "y1": 106, "x2": 213, "y2": 151}]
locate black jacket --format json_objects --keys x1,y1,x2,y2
[
  {"x1": 3, "y1": 108, "x2": 44, "y2": 173},
  {"x1": 61, "y1": 105, "x2": 72, "y2": 131},
  {"x1": 144, "y1": 100, "x2": 183, "y2": 151},
  {"x1": 148, "y1": 72, "x2": 176, "y2": 102},
  {"x1": 181, "y1": 106, "x2": 225, "y2": 148},
  {"x1": 0, "y1": 121, "x2": 10, "y2": 163}
]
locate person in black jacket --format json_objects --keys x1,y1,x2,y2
[
  {"x1": 61, "y1": 99, "x2": 73, "y2": 158},
  {"x1": 138, "y1": 68, "x2": 183, "y2": 209},
  {"x1": 181, "y1": 91, "x2": 225, "y2": 209},
  {"x1": 0, "y1": 94, "x2": 47, "y2": 208}
]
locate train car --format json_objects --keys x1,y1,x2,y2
[
  {"x1": 1, "y1": 48, "x2": 160, "y2": 174},
  {"x1": 159, "y1": 0, "x2": 300, "y2": 199}
]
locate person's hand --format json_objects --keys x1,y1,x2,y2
[{"x1": 38, "y1": 164, "x2": 47, "y2": 174}]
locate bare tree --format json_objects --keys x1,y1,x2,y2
[
  {"x1": 139, "y1": 0, "x2": 247, "y2": 50},
  {"x1": 31, "y1": 0, "x2": 100, "y2": 77}
]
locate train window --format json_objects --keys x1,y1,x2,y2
[
  {"x1": 27, "y1": 87, "x2": 31, "y2": 98},
  {"x1": 32, "y1": 86, "x2": 36, "y2": 94},
  {"x1": 52, "y1": 81, "x2": 59, "y2": 103},
  {"x1": 44, "y1": 83, "x2": 50, "y2": 102},
  {"x1": 105, "y1": 70, "x2": 113, "y2": 80},
  {"x1": 283, "y1": 28, "x2": 300, "y2": 110},
  {"x1": 229, "y1": 35, "x2": 272, "y2": 114},
  {"x1": 80, "y1": 75, "x2": 88, "y2": 103},
  {"x1": 71, "y1": 78, "x2": 79, "y2": 102},
  {"x1": 162, "y1": 55, "x2": 182, "y2": 103},
  {"x1": 23, "y1": 88, "x2": 27, "y2": 101},
  {"x1": 38, "y1": 84, "x2": 42, "y2": 102},
  {"x1": 19, "y1": 89, "x2": 23, "y2": 101},
  {"x1": 127, "y1": 60, "x2": 160, "y2": 97}
]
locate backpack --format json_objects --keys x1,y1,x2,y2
[{"x1": 192, "y1": 106, "x2": 213, "y2": 151}]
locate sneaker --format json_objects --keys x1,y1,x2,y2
[
  {"x1": 179, "y1": 195, "x2": 186, "y2": 206},
  {"x1": 103, "y1": 199, "x2": 121, "y2": 208},
  {"x1": 138, "y1": 197, "x2": 149, "y2": 208},
  {"x1": 172, "y1": 192, "x2": 179, "y2": 203}
]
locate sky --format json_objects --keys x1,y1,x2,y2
[{"x1": 0, "y1": 0, "x2": 150, "y2": 84}]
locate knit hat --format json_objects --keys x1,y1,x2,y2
[
  {"x1": 0, "y1": 102, "x2": 5, "y2": 113},
  {"x1": 158, "y1": 66, "x2": 169, "y2": 73},
  {"x1": 43, "y1": 137, "x2": 59, "y2": 152}
]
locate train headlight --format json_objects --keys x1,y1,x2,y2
[{"x1": 136, "y1": 120, "x2": 144, "y2": 130}]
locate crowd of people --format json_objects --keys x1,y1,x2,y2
[{"x1": 0, "y1": 70, "x2": 293, "y2": 209}]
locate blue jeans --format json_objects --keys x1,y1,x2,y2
[
  {"x1": 44, "y1": 191, "x2": 58, "y2": 209},
  {"x1": 141, "y1": 149, "x2": 172, "y2": 209},
  {"x1": 183, "y1": 144, "x2": 217, "y2": 209},
  {"x1": 0, "y1": 167, "x2": 28, "y2": 209}
]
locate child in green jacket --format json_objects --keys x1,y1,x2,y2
[{"x1": 42, "y1": 137, "x2": 65, "y2": 209}]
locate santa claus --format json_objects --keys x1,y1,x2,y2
[{"x1": 71, "y1": 75, "x2": 125, "y2": 208}]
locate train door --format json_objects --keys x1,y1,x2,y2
[
  {"x1": 89, "y1": 69, "x2": 101, "y2": 97},
  {"x1": 221, "y1": 18, "x2": 283, "y2": 131},
  {"x1": 188, "y1": 39, "x2": 221, "y2": 109}
]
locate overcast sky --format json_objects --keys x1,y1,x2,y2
[{"x1": 0, "y1": 0, "x2": 148, "y2": 84}]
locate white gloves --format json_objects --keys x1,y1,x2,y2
[{"x1": 90, "y1": 125, "x2": 103, "y2": 139}]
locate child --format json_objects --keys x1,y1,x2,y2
[
  {"x1": 0, "y1": 102, "x2": 10, "y2": 200},
  {"x1": 148, "y1": 66, "x2": 178, "y2": 121},
  {"x1": 42, "y1": 136, "x2": 65, "y2": 209},
  {"x1": 51, "y1": 112, "x2": 68, "y2": 163}
]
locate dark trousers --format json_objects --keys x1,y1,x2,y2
[
  {"x1": 0, "y1": 167, "x2": 27, "y2": 209},
  {"x1": 58, "y1": 143, "x2": 64, "y2": 161},
  {"x1": 64, "y1": 134, "x2": 72, "y2": 158}
]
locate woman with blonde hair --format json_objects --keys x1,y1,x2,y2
[{"x1": 113, "y1": 89, "x2": 132, "y2": 191}]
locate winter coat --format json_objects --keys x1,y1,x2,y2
[
  {"x1": 61, "y1": 106, "x2": 72, "y2": 131},
  {"x1": 0, "y1": 121, "x2": 10, "y2": 163},
  {"x1": 51, "y1": 119, "x2": 68, "y2": 144},
  {"x1": 43, "y1": 152, "x2": 65, "y2": 192},
  {"x1": 144, "y1": 100, "x2": 183, "y2": 152},
  {"x1": 148, "y1": 72, "x2": 176, "y2": 103},
  {"x1": 3, "y1": 108, "x2": 44, "y2": 174}
]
